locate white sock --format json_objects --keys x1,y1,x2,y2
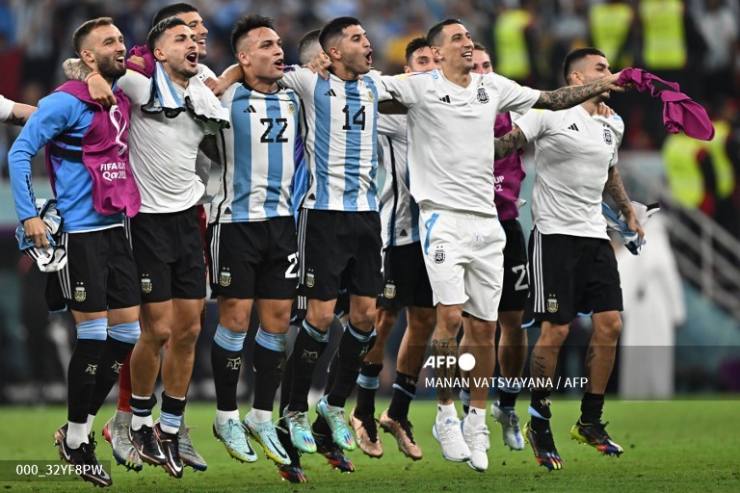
[
  {"x1": 131, "y1": 413, "x2": 153, "y2": 431},
  {"x1": 467, "y1": 407, "x2": 486, "y2": 427},
  {"x1": 86, "y1": 414, "x2": 96, "y2": 435},
  {"x1": 215, "y1": 409, "x2": 240, "y2": 426},
  {"x1": 437, "y1": 402, "x2": 458, "y2": 419},
  {"x1": 247, "y1": 408, "x2": 273, "y2": 423},
  {"x1": 66, "y1": 422, "x2": 89, "y2": 449}
]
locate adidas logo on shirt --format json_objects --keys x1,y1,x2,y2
[
  {"x1": 568, "y1": 123, "x2": 579, "y2": 131},
  {"x1": 324, "y1": 89, "x2": 337, "y2": 97},
  {"x1": 244, "y1": 105, "x2": 257, "y2": 113},
  {"x1": 439, "y1": 95, "x2": 451, "y2": 103}
]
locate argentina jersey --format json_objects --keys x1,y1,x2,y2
[
  {"x1": 211, "y1": 83, "x2": 301, "y2": 223},
  {"x1": 280, "y1": 68, "x2": 388, "y2": 212},
  {"x1": 376, "y1": 114, "x2": 420, "y2": 248}
]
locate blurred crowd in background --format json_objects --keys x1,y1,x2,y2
[
  {"x1": 0, "y1": 0, "x2": 738, "y2": 402},
  {"x1": 0, "y1": 0, "x2": 738, "y2": 232}
]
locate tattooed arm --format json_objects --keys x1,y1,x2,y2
[
  {"x1": 605, "y1": 166, "x2": 645, "y2": 238},
  {"x1": 534, "y1": 73, "x2": 624, "y2": 111},
  {"x1": 494, "y1": 124, "x2": 528, "y2": 159}
]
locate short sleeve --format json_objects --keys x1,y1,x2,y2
[
  {"x1": 608, "y1": 114, "x2": 625, "y2": 167},
  {"x1": 364, "y1": 70, "x2": 391, "y2": 101},
  {"x1": 488, "y1": 73, "x2": 540, "y2": 115},
  {"x1": 378, "y1": 72, "x2": 427, "y2": 107},
  {"x1": 0, "y1": 95, "x2": 13, "y2": 121},
  {"x1": 514, "y1": 109, "x2": 550, "y2": 143},
  {"x1": 279, "y1": 66, "x2": 317, "y2": 99},
  {"x1": 378, "y1": 114, "x2": 405, "y2": 137},
  {"x1": 197, "y1": 64, "x2": 217, "y2": 81},
  {"x1": 117, "y1": 70, "x2": 152, "y2": 105}
]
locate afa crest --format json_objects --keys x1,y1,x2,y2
[
  {"x1": 547, "y1": 295, "x2": 559, "y2": 313},
  {"x1": 226, "y1": 357, "x2": 242, "y2": 370},
  {"x1": 141, "y1": 276, "x2": 153, "y2": 294},
  {"x1": 603, "y1": 126, "x2": 613, "y2": 145},
  {"x1": 74, "y1": 285, "x2": 87, "y2": 303},
  {"x1": 433, "y1": 246, "x2": 446, "y2": 264},
  {"x1": 305, "y1": 271, "x2": 316, "y2": 288},
  {"x1": 383, "y1": 281, "x2": 397, "y2": 299},
  {"x1": 477, "y1": 87, "x2": 489, "y2": 103},
  {"x1": 219, "y1": 270, "x2": 232, "y2": 287}
]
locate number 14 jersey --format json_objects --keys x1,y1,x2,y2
[{"x1": 280, "y1": 67, "x2": 390, "y2": 212}]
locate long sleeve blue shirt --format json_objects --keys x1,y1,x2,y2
[{"x1": 9, "y1": 91, "x2": 123, "y2": 232}]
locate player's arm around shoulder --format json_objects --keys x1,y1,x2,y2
[
  {"x1": 0, "y1": 95, "x2": 36, "y2": 126},
  {"x1": 496, "y1": 107, "x2": 555, "y2": 159}
]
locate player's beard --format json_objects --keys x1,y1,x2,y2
[
  {"x1": 97, "y1": 54, "x2": 126, "y2": 80},
  {"x1": 172, "y1": 56, "x2": 199, "y2": 80}
]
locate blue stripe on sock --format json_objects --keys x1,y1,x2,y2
[
  {"x1": 528, "y1": 405, "x2": 549, "y2": 420},
  {"x1": 392, "y1": 383, "x2": 415, "y2": 399},
  {"x1": 159, "y1": 411, "x2": 182, "y2": 430},
  {"x1": 77, "y1": 318, "x2": 108, "y2": 341},
  {"x1": 255, "y1": 327, "x2": 286, "y2": 352},
  {"x1": 346, "y1": 322, "x2": 374, "y2": 343},
  {"x1": 109, "y1": 321, "x2": 140, "y2": 344},
  {"x1": 213, "y1": 324, "x2": 246, "y2": 352},
  {"x1": 357, "y1": 373, "x2": 380, "y2": 390},
  {"x1": 302, "y1": 320, "x2": 329, "y2": 343}
]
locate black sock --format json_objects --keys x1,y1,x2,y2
[
  {"x1": 354, "y1": 363, "x2": 382, "y2": 417},
  {"x1": 530, "y1": 390, "x2": 552, "y2": 432},
  {"x1": 387, "y1": 372, "x2": 417, "y2": 421},
  {"x1": 498, "y1": 389, "x2": 519, "y2": 409},
  {"x1": 160, "y1": 392, "x2": 187, "y2": 435},
  {"x1": 130, "y1": 394, "x2": 156, "y2": 419},
  {"x1": 88, "y1": 338, "x2": 134, "y2": 416},
  {"x1": 461, "y1": 388, "x2": 470, "y2": 415},
  {"x1": 326, "y1": 323, "x2": 375, "y2": 408},
  {"x1": 580, "y1": 392, "x2": 605, "y2": 424},
  {"x1": 252, "y1": 329, "x2": 286, "y2": 412},
  {"x1": 67, "y1": 339, "x2": 106, "y2": 423},
  {"x1": 211, "y1": 335, "x2": 243, "y2": 412},
  {"x1": 287, "y1": 320, "x2": 329, "y2": 412},
  {"x1": 279, "y1": 348, "x2": 293, "y2": 413}
]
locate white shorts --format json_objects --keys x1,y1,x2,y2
[{"x1": 419, "y1": 208, "x2": 506, "y2": 321}]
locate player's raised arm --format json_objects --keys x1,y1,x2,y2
[{"x1": 534, "y1": 72, "x2": 625, "y2": 111}]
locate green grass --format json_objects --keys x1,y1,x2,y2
[{"x1": 0, "y1": 399, "x2": 739, "y2": 492}]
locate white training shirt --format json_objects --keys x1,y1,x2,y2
[
  {"x1": 376, "y1": 114, "x2": 420, "y2": 247},
  {"x1": 516, "y1": 105, "x2": 625, "y2": 239},
  {"x1": 279, "y1": 67, "x2": 390, "y2": 212},
  {"x1": 380, "y1": 69, "x2": 540, "y2": 217},
  {"x1": 210, "y1": 82, "x2": 301, "y2": 223},
  {"x1": 0, "y1": 95, "x2": 14, "y2": 122},
  {"x1": 117, "y1": 68, "x2": 218, "y2": 213}
]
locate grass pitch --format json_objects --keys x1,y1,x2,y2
[{"x1": 0, "y1": 399, "x2": 738, "y2": 492}]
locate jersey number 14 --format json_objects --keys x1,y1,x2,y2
[{"x1": 342, "y1": 105, "x2": 366, "y2": 131}]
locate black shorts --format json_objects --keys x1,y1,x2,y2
[
  {"x1": 525, "y1": 228, "x2": 623, "y2": 325},
  {"x1": 298, "y1": 209, "x2": 382, "y2": 301},
  {"x1": 130, "y1": 207, "x2": 206, "y2": 303},
  {"x1": 499, "y1": 220, "x2": 529, "y2": 312},
  {"x1": 208, "y1": 218, "x2": 298, "y2": 299},
  {"x1": 54, "y1": 227, "x2": 139, "y2": 312},
  {"x1": 377, "y1": 241, "x2": 434, "y2": 311}
]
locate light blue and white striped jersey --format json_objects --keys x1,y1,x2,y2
[
  {"x1": 280, "y1": 67, "x2": 390, "y2": 212},
  {"x1": 210, "y1": 82, "x2": 302, "y2": 223},
  {"x1": 376, "y1": 114, "x2": 420, "y2": 248}
]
